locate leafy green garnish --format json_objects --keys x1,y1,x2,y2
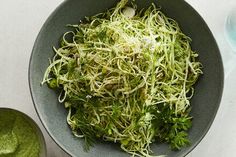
[{"x1": 42, "y1": 0, "x2": 202, "y2": 156}]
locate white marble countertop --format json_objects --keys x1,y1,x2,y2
[{"x1": 0, "y1": 0, "x2": 236, "y2": 156}]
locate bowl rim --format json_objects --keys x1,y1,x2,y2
[
  {"x1": 29, "y1": 1, "x2": 72, "y2": 156},
  {"x1": 28, "y1": 0, "x2": 224, "y2": 156},
  {"x1": 0, "y1": 107, "x2": 47, "y2": 157}
]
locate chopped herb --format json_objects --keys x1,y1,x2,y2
[{"x1": 42, "y1": 0, "x2": 202, "y2": 156}]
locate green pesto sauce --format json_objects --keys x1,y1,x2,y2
[{"x1": 0, "y1": 111, "x2": 41, "y2": 157}]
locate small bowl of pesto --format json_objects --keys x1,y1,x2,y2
[{"x1": 0, "y1": 108, "x2": 46, "y2": 157}]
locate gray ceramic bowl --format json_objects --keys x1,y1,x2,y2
[
  {"x1": 29, "y1": 0, "x2": 224, "y2": 156},
  {"x1": 0, "y1": 108, "x2": 46, "y2": 157}
]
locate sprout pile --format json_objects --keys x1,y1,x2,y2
[{"x1": 42, "y1": 0, "x2": 202, "y2": 156}]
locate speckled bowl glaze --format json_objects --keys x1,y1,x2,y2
[
  {"x1": 0, "y1": 108, "x2": 47, "y2": 157},
  {"x1": 29, "y1": 0, "x2": 224, "y2": 156}
]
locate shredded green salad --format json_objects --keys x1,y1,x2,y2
[{"x1": 42, "y1": 0, "x2": 203, "y2": 156}]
